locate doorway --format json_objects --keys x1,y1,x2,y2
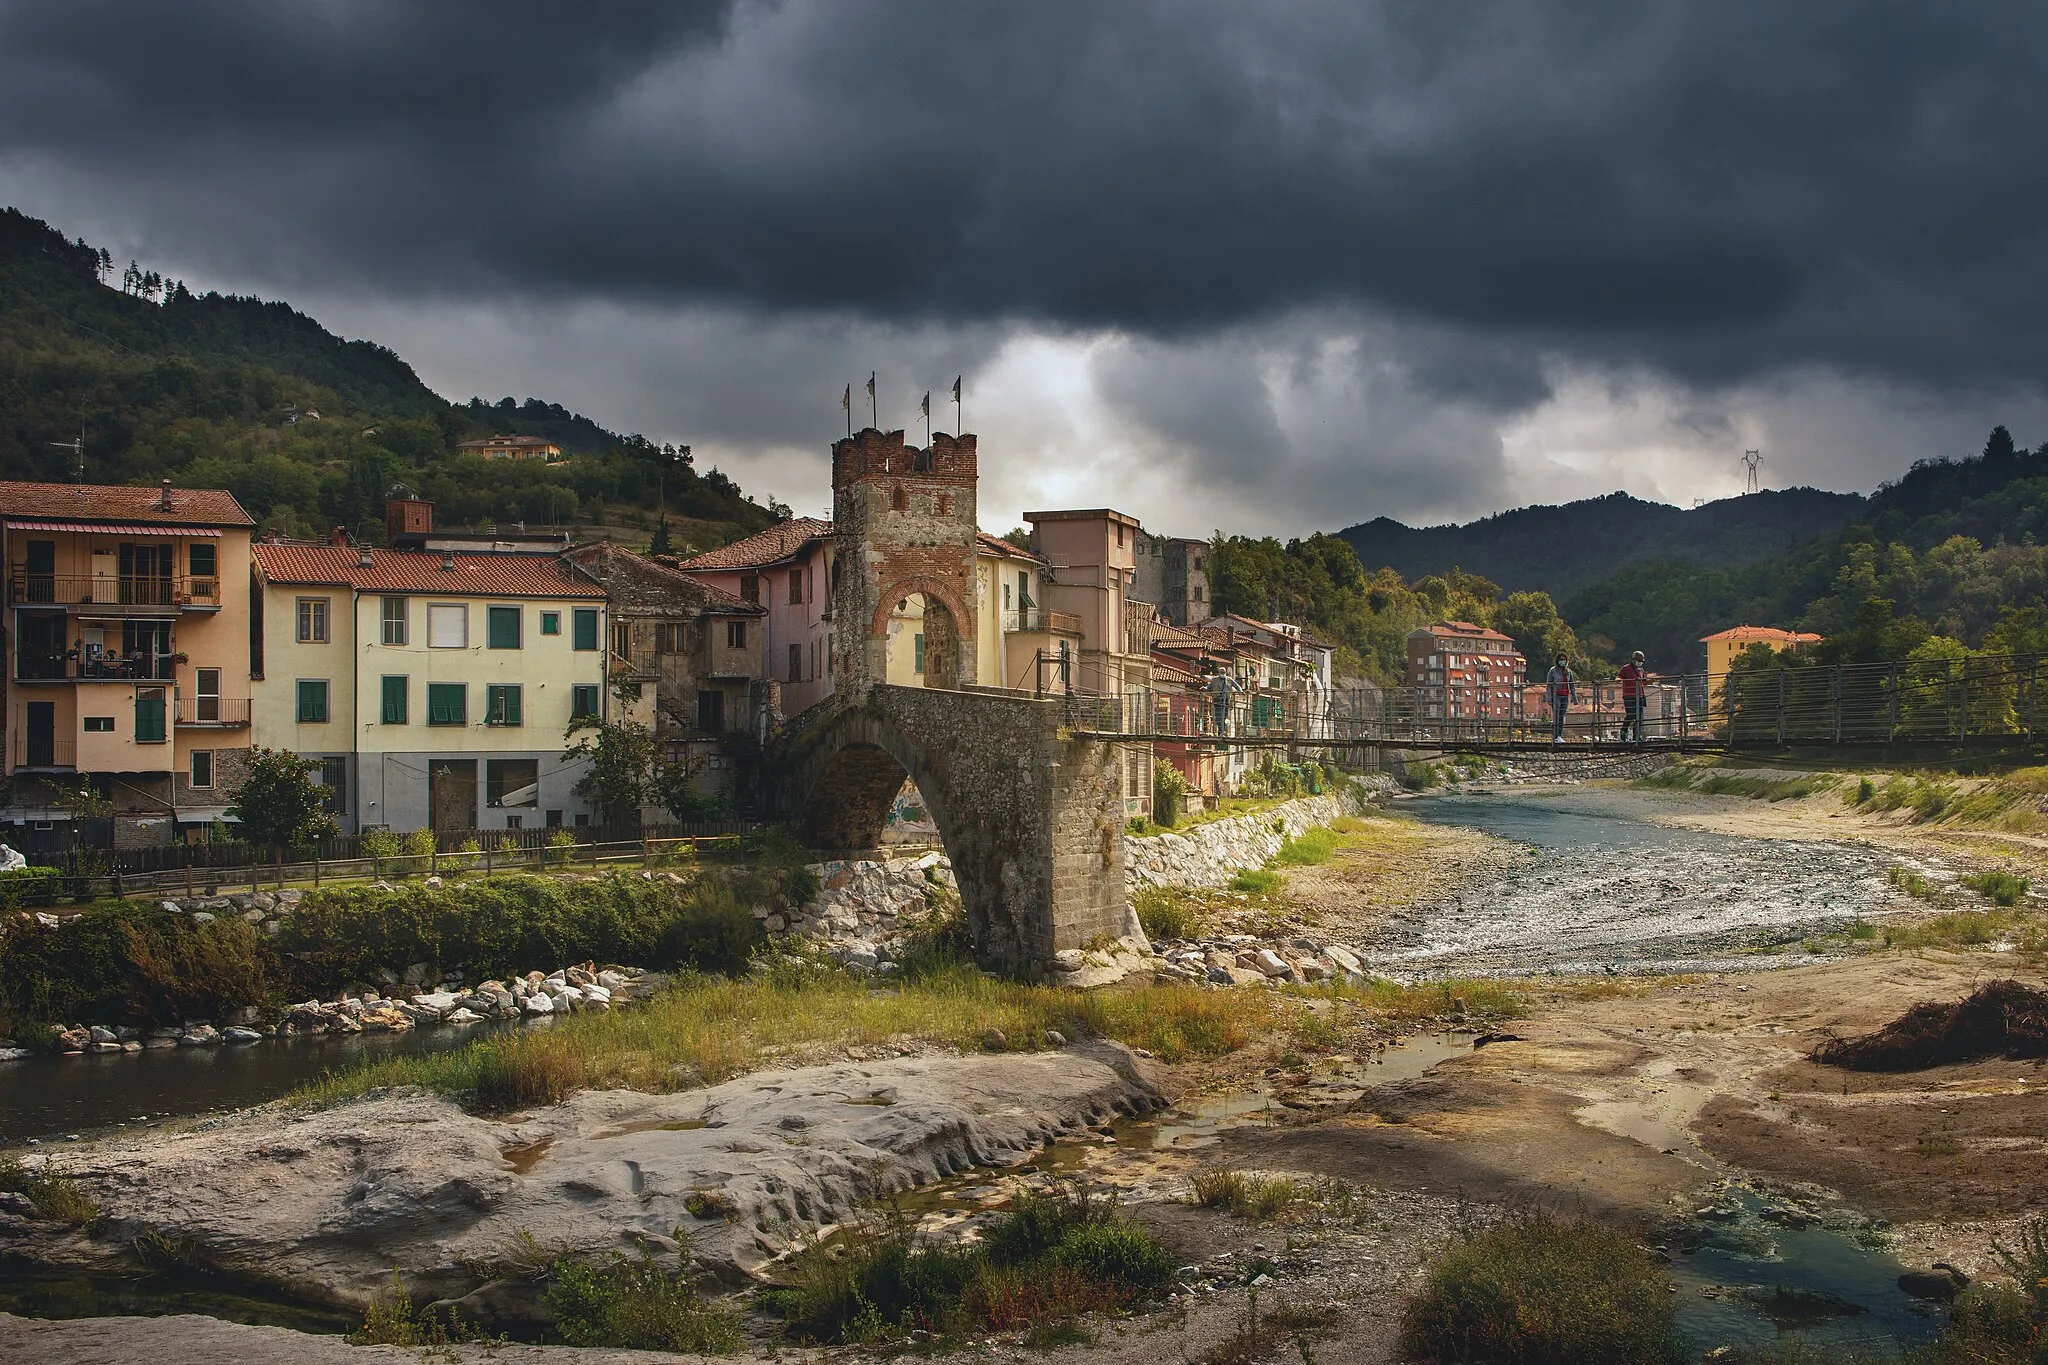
[
  {"x1": 430, "y1": 760, "x2": 478, "y2": 834},
  {"x1": 25, "y1": 702, "x2": 55, "y2": 768}
]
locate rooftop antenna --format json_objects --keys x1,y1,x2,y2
[
  {"x1": 50, "y1": 430, "x2": 85, "y2": 493},
  {"x1": 1742, "y1": 449, "x2": 1762, "y2": 495}
]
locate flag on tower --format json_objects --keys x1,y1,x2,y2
[
  {"x1": 951, "y1": 375, "x2": 962, "y2": 404},
  {"x1": 866, "y1": 373, "x2": 876, "y2": 401},
  {"x1": 920, "y1": 392, "x2": 930, "y2": 419},
  {"x1": 840, "y1": 384, "x2": 849, "y2": 412}
]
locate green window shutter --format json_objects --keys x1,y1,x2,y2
[
  {"x1": 572, "y1": 608, "x2": 598, "y2": 651},
  {"x1": 427, "y1": 682, "x2": 465, "y2": 726},
  {"x1": 381, "y1": 675, "x2": 407, "y2": 725},
  {"x1": 540, "y1": 611, "x2": 561, "y2": 636},
  {"x1": 296, "y1": 680, "x2": 327, "y2": 724},
  {"x1": 571, "y1": 684, "x2": 599, "y2": 719},
  {"x1": 487, "y1": 605, "x2": 522, "y2": 649},
  {"x1": 488, "y1": 685, "x2": 522, "y2": 726},
  {"x1": 135, "y1": 691, "x2": 167, "y2": 742}
]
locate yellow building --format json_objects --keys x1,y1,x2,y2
[
  {"x1": 2, "y1": 480, "x2": 255, "y2": 846},
  {"x1": 1700, "y1": 625, "x2": 1824, "y2": 712},
  {"x1": 251, "y1": 542, "x2": 609, "y2": 834}
]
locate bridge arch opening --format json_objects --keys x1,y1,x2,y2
[{"x1": 879, "y1": 588, "x2": 966, "y2": 690}]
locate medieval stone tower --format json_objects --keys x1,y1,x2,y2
[{"x1": 830, "y1": 428, "x2": 980, "y2": 694}]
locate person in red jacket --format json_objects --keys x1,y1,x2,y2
[{"x1": 1618, "y1": 650, "x2": 1647, "y2": 744}]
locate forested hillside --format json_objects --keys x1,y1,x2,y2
[
  {"x1": 0, "y1": 207, "x2": 774, "y2": 550},
  {"x1": 1335, "y1": 486, "x2": 1863, "y2": 602},
  {"x1": 1566, "y1": 427, "x2": 2048, "y2": 671}
]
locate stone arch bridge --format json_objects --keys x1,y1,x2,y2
[{"x1": 768, "y1": 684, "x2": 1135, "y2": 974}]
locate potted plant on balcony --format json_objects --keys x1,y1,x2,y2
[{"x1": 171, "y1": 650, "x2": 190, "y2": 665}]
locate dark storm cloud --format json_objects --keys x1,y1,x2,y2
[{"x1": 7, "y1": 0, "x2": 2048, "y2": 396}]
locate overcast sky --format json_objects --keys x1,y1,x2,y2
[{"x1": 7, "y1": 1, "x2": 2048, "y2": 535}]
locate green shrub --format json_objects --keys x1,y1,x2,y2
[
  {"x1": 1962, "y1": 870, "x2": 2030, "y2": 907},
  {"x1": 1272, "y1": 827, "x2": 1338, "y2": 867},
  {"x1": 1887, "y1": 865, "x2": 1938, "y2": 900},
  {"x1": 0, "y1": 902, "x2": 270, "y2": 1027},
  {"x1": 1153, "y1": 759, "x2": 1187, "y2": 829},
  {"x1": 1852, "y1": 777, "x2": 1876, "y2": 805},
  {"x1": 1133, "y1": 887, "x2": 1206, "y2": 942},
  {"x1": 1406, "y1": 761, "x2": 1442, "y2": 790},
  {"x1": 766, "y1": 1187, "x2": 1172, "y2": 1345},
  {"x1": 1401, "y1": 1210, "x2": 1687, "y2": 1365},
  {"x1": 1230, "y1": 869, "x2": 1281, "y2": 896},
  {"x1": 402, "y1": 828, "x2": 436, "y2": 858},
  {"x1": 0, "y1": 867, "x2": 63, "y2": 909},
  {"x1": 0, "y1": 1155, "x2": 100, "y2": 1225},
  {"x1": 547, "y1": 1252, "x2": 742, "y2": 1353},
  {"x1": 653, "y1": 875, "x2": 766, "y2": 975},
  {"x1": 1189, "y1": 1169, "x2": 1309, "y2": 1221}
]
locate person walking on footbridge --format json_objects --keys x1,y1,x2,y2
[
  {"x1": 1545, "y1": 653, "x2": 1575, "y2": 745},
  {"x1": 1618, "y1": 650, "x2": 1647, "y2": 745}
]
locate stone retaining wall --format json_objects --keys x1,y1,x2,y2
[{"x1": 792, "y1": 780, "x2": 1395, "y2": 969}]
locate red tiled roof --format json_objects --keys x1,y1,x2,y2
[
  {"x1": 253, "y1": 544, "x2": 604, "y2": 597},
  {"x1": 1416, "y1": 621, "x2": 1516, "y2": 644},
  {"x1": 676, "y1": 518, "x2": 833, "y2": 572},
  {"x1": 0, "y1": 481, "x2": 254, "y2": 527},
  {"x1": 567, "y1": 540, "x2": 761, "y2": 613},
  {"x1": 976, "y1": 530, "x2": 1045, "y2": 563},
  {"x1": 1700, "y1": 625, "x2": 1824, "y2": 644}
]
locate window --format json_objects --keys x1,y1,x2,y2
[
  {"x1": 697, "y1": 689, "x2": 725, "y2": 732},
  {"x1": 487, "y1": 758, "x2": 539, "y2": 808},
  {"x1": 545, "y1": 809, "x2": 563, "y2": 828},
  {"x1": 788, "y1": 570, "x2": 804, "y2": 605},
  {"x1": 723, "y1": 620, "x2": 746, "y2": 649},
  {"x1": 381, "y1": 596, "x2": 407, "y2": 645},
  {"x1": 428, "y1": 603, "x2": 467, "y2": 648},
  {"x1": 1193, "y1": 556, "x2": 1205, "y2": 573},
  {"x1": 612, "y1": 621, "x2": 631, "y2": 660},
  {"x1": 739, "y1": 575, "x2": 759, "y2": 605},
  {"x1": 487, "y1": 605, "x2": 522, "y2": 649},
  {"x1": 295, "y1": 679, "x2": 328, "y2": 724},
  {"x1": 320, "y1": 757, "x2": 348, "y2": 816},
  {"x1": 485, "y1": 684, "x2": 522, "y2": 726},
  {"x1": 788, "y1": 642, "x2": 802, "y2": 682},
  {"x1": 1116, "y1": 524, "x2": 1125, "y2": 548},
  {"x1": 1193, "y1": 585, "x2": 1205, "y2": 602},
  {"x1": 572, "y1": 607, "x2": 598, "y2": 650},
  {"x1": 891, "y1": 486, "x2": 908, "y2": 511},
  {"x1": 188, "y1": 542, "x2": 215, "y2": 580},
  {"x1": 195, "y1": 667, "x2": 220, "y2": 723},
  {"x1": 505, "y1": 815, "x2": 523, "y2": 830},
  {"x1": 427, "y1": 682, "x2": 466, "y2": 725},
  {"x1": 190, "y1": 750, "x2": 212, "y2": 788},
  {"x1": 571, "y1": 683, "x2": 600, "y2": 720},
  {"x1": 83, "y1": 716, "x2": 114, "y2": 732},
  {"x1": 913, "y1": 633, "x2": 926, "y2": 673},
  {"x1": 137, "y1": 687, "x2": 170, "y2": 741},
  {"x1": 807, "y1": 565, "x2": 815, "y2": 602},
  {"x1": 296, "y1": 597, "x2": 328, "y2": 643},
  {"x1": 1003, "y1": 581, "x2": 1012, "y2": 610},
  {"x1": 381, "y1": 675, "x2": 408, "y2": 725},
  {"x1": 540, "y1": 611, "x2": 561, "y2": 636}
]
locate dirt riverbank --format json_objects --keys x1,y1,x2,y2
[{"x1": 8, "y1": 782, "x2": 2045, "y2": 1364}]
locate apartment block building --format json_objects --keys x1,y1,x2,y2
[
  {"x1": 1405, "y1": 621, "x2": 1525, "y2": 722},
  {"x1": 1023, "y1": 508, "x2": 1154, "y2": 698},
  {"x1": 1, "y1": 480, "x2": 256, "y2": 848},
  {"x1": 251, "y1": 542, "x2": 609, "y2": 833}
]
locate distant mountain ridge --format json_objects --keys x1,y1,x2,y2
[{"x1": 1335, "y1": 487, "x2": 1866, "y2": 600}]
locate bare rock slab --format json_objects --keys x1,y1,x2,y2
[{"x1": 47, "y1": 1042, "x2": 1166, "y2": 1309}]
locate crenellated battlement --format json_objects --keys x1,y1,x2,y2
[{"x1": 832, "y1": 428, "x2": 978, "y2": 487}]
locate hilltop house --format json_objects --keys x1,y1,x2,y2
[{"x1": 456, "y1": 434, "x2": 562, "y2": 462}]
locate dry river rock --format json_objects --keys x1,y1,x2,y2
[{"x1": 37, "y1": 1041, "x2": 1167, "y2": 1312}]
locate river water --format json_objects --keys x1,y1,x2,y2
[
  {"x1": 1387, "y1": 786, "x2": 1895, "y2": 977},
  {"x1": 0, "y1": 786, "x2": 1893, "y2": 1144}
]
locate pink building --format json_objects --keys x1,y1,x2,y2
[
  {"x1": 1022, "y1": 508, "x2": 1152, "y2": 695},
  {"x1": 674, "y1": 518, "x2": 835, "y2": 717}
]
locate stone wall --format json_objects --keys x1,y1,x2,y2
[
  {"x1": 1125, "y1": 777, "x2": 1393, "y2": 890},
  {"x1": 790, "y1": 779, "x2": 1395, "y2": 970}
]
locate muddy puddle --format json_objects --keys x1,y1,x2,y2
[
  {"x1": 1670, "y1": 1187, "x2": 1944, "y2": 1354},
  {"x1": 0, "y1": 1255, "x2": 357, "y2": 1334},
  {"x1": 1391, "y1": 788, "x2": 1898, "y2": 976}
]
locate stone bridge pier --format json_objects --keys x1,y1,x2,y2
[{"x1": 771, "y1": 684, "x2": 1134, "y2": 974}]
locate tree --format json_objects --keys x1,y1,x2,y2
[
  {"x1": 1492, "y1": 591, "x2": 1579, "y2": 681},
  {"x1": 225, "y1": 748, "x2": 338, "y2": 846},
  {"x1": 1002, "y1": 526, "x2": 1033, "y2": 551},
  {"x1": 564, "y1": 715, "x2": 660, "y2": 826},
  {"x1": 648, "y1": 513, "x2": 673, "y2": 556}
]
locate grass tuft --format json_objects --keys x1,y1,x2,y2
[
  {"x1": 1133, "y1": 886, "x2": 1208, "y2": 942},
  {"x1": 1401, "y1": 1209, "x2": 1688, "y2": 1365},
  {"x1": 547, "y1": 1251, "x2": 743, "y2": 1353},
  {"x1": 1962, "y1": 870, "x2": 2031, "y2": 907},
  {"x1": 0, "y1": 1155, "x2": 99, "y2": 1225},
  {"x1": 1189, "y1": 1169, "x2": 1311, "y2": 1221}
]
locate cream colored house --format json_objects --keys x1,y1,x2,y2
[{"x1": 252, "y1": 542, "x2": 609, "y2": 834}]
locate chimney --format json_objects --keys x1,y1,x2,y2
[
  {"x1": 357, "y1": 548, "x2": 374, "y2": 568},
  {"x1": 386, "y1": 494, "x2": 434, "y2": 545},
  {"x1": 159, "y1": 479, "x2": 173, "y2": 511},
  {"x1": 441, "y1": 552, "x2": 456, "y2": 571},
  {"x1": 329, "y1": 526, "x2": 349, "y2": 546}
]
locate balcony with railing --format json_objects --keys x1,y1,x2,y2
[
  {"x1": 1002, "y1": 607, "x2": 1083, "y2": 635},
  {"x1": 12, "y1": 648, "x2": 179, "y2": 683},
  {"x1": 176, "y1": 695, "x2": 251, "y2": 727},
  {"x1": 7, "y1": 571, "x2": 221, "y2": 611},
  {"x1": 8, "y1": 734, "x2": 76, "y2": 771}
]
